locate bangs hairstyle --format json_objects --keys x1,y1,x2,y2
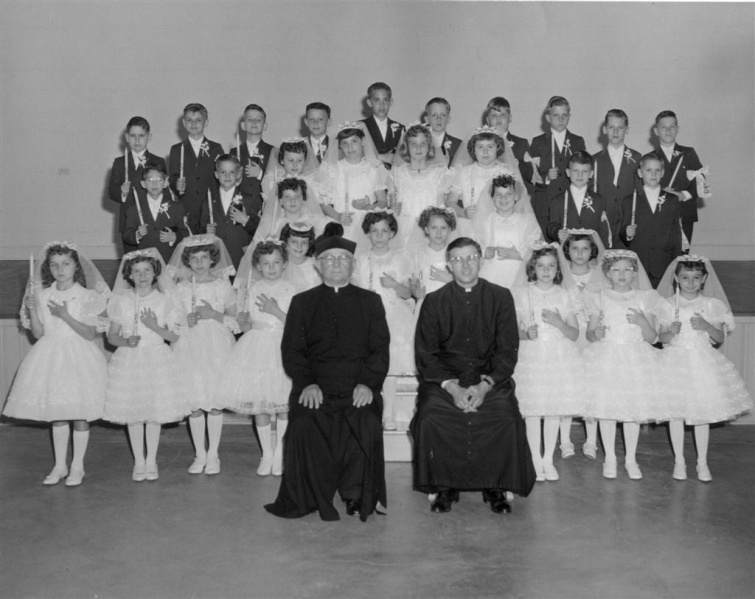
[
  {"x1": 425, "y1": 97, "x2": 451, "y2": 113},
  {"x1": 526, "y1": 246, "x2": 563, "y2": 284},
  {"x1": 674, "y1": 259, "x2": 708, "y2": 291},
  {"x1": 306, "y1": 102, "x2": 331, "y2": 118},
  {"x1": 486, "y1": 96, "x2": 511, "y2": 112},
  {"x1": 601, "y1": 254, "x2": 638, "y2": 275},
  {"x1": 278, "y1": 140, "x2": 308, "y2": 164},
  {"x1": 361, "y1": 211, "x2": 398, "y2": 234},
  {"x1": 367, "y1": 82, "x2": 392, "y2": 98},
  {"x1": 126, "y1": 116, "x2": 150, "y2": 133},
  {"x1": 183, "y1": 103, "x2": 208, "y2": 119},
  {"x1": 445, "y1": 237, "x2": 481, "y2": 261},
  {"x1": 604, "y1": 108, "x2": 629, "y2": 127},
  {"x1": 252, "y1": 240, "x2": 287, "y2": 266},
  {"x1": 398, "y1": 125, "x2": 435, "y2": 162},
  {"x1": 563, "y1": 233, "x2": 599, "y2": 262},
  {"x1": 243, "y1": 104, "x2": 266, "y2": 119},
  {"x1": 215, "y1": 153, "x2": 240, "y2": 170},
  {"x1": 123, "y1": 255, "x2": 161, "y2": 287},
  {"x1": 467, "y1": 131, "x2": 506, "y2": 161},
  {"x1": 336, "y1": 127, "x2": 365, "y2": 143},
  {"x1": 655, "y1": 110, "x2": 677, "y2": 125},
  {"x1": 41, "y1": 244, "x2": 87, "y2": 288},
  {"x1": 568, "y1": 150, "x2": 593, "y2": 168},
  {"x1": 142, "y1": 161, "x2": 168, "y2": 179},
  {"x1": 181, "y1": 243, "x2": 220, "y2": 268},
  {"x1": 639, "y1": 152, "x2": 663, "y2": 169},
  {"x1": 489, "y1": 173, "x2": 517, "y2": 196},
  {"x1": 277, "y1": 177, "x2": 308, "y2": 201},
  {"x1": 280, "y1": 224, "x2": 316, "y2": 257},
  {"x1": 419, "y1": 206, "x2": 457, "y2": 231}
]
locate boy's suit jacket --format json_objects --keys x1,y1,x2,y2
[
  {"x1": 546, "y1": 189, "x2": 612, "y2": 249},
  {"x1": 234, "y1": 140, "x2": 275, "y2": 198},
  {"x1": 438, "y1": 132, "x2": 462, "y2": 166},
  {"x1": 123, "y1": 190, "x2": 189, "y2": 263},
  {"x1": 108, "y1": 152, "x2": 166, "y2": 252},
  {"x1": 505, "y1": 131, "x2": 534, "y2": 194},
  {"x1": 592, "y1": 146, "x2": 642, "y2": 232},
  {"x1": 168, "y1": 138, "x2": 224, "y2": 235},
  {"x1": 655, "y1": 143, "x2": 703, "y2": 224},
  {"x1": 530, "y1": 130, "x2": 586, "y2": 200},
  {"x1": 199, "y1": 185, "x2": 263, "y2": 269},
  {"x1": 360, "y1": 116, "x2": 405, "y2": 158},
  {"x1": 618, "y1": 189, "x2": 682, "y2": 287}
]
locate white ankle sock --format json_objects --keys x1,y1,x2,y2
[
  {"x1": 145, "y1": 422, "x2": 161, "y2": 465},
  {"x1": 695, "y1": 424, "x2": 710, "y2": 465},
  {"x1": 71, "y1": 429, "x2": 89, "y2": 470},
  {"x1": 623, "y1": 422, "x2": 640, "y2": 463},
  {"x1": 599, "y1": 420, "x2": 616, "y2": 461},
  {"x1": 207, "y1": 413, "x2": 223, "y2": 459},
  {"x1": 189, "y1": 415, "x2": 207, "y2": 459},
  {"x1": 669, "y1": 420, "x2": 685, "y2": 463},
  {"x1": 52, "y1": 424, "x2": 70, "y2": 470},
  {"x1": 128, "y1": 424, "x2": 145, "y2": 465}
]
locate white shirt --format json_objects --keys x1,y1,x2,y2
[
  {"x1": 551, "y1": 129, "x2": 566, "y2": 153},
  {"x1": 607, "y1": 144, "x2": 625, "y2": 186},
  {"x1": 189, "y1": 137, "x2": 205, "y2": 158},
  {"x1": 131, "y1": 150, "x2": 147, "y2": 168},
  {"x1": 570, "y1": 184, "x2": 588, "y2": 215},
  {"x1": 310, "y1": 136, "x2": 326, "y2": 158},
  {"x1": 644, "y1": 185, "x2": 662, "y2": 213},
  {"x1": 374, "y1": 116, "x2": 388, "y2": 141},
  {"x1": 660, "y1": 143, "x2": 675, "y2": 164},
  {"x1": 147, "y1": 193, "x2": 164, "y2": 221},
  {"x1": 219, "y1": 187, "x2": 235, "y2": 215}
]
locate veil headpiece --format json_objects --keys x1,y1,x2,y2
[
  {"x1": 166, "y1": 233, "x2": 235, "y2": 282},
  {"x1": 657, "y1": 254, "x2": 730, "y2": 311}
]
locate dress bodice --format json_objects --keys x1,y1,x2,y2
[
  {"x1": 515, "y1": 283, "x2": 575, "y2": 342},
  {"x1": 412, "y1": 246, "x2": 449, "y2": 294},
  {"x1": 393, "y1": 163, "x2": 450, "y2": 218},
  {"x1": 659, "y1": 295, "x2": 733, "y2": 350},
  {"x1": 591, "y1": 289, "x2": 660, "y2": 346},
  {"x1": 353, "y1": 249, "x2": 411, "y2": 306},
  {"x1": 35, "y1": 283, "x2": 105, "y2": 339},
  {"x1": 247, "y1": 278, "x2": 295, "y2": 329},
  {"x1": 333, "y1": 159, "x2": 389, "y2": 211},
  {"x1": 108, "y1": 289, "x2": 180, "y2": 346},
  {"x1": 452, "y1": 162, "x2": 511, "y2": 207}
]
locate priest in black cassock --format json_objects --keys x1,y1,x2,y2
[
  {"x1": 411, "y1": 237, "x2": 536, "y2": 514},
  {"x1": 264, "y1": 236, "x2": 390, "y2": 522}
]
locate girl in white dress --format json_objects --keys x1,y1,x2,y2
[
  {"x1": 168, "y1": 234, "x2": 238, "y2": 476},
  {"x1": 471, "y1": 173, "x2": 542, "y2": 289},
  {"x1": 657, "y1": 255, "x2": 752, "y2": 481},
  {"x1": 512, "y1": 242, "x2": 584, "y2": 482},
  {"x1": 582, "y1": 250, "x2": 677, "y2": 480},
  {"x1": 353, "y1": 209, "x2": 415, "y2": 430},
  {"x1": 279, "y1": 223, "x2": 321, "y2": 293},
  {"x1": 559, "y1": 229, "x2": 605, "y2": 460},
  {"x1": 409, "y1": 206, "x2": 457, "y2": 312},
  {"x1": 219, "y1": 241, "x2": 295, "y2": 477},
  {"x1": 104, "y1": 248, "x2": 190, "y2": 482},
  {"x1": 253, "y1": 176, "x2": 326, "y2": 246},
  {"x1": 391, "y1": 123, "x2": 451, "y2": 250},
  {"x1": 4, "y1": 242, "x2": 109, "y2": 486}
]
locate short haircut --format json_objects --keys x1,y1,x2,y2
[
  {"x1": 398, "y1": 124, "x2": 436, "y2": 162},
  {"x1": 367, "y1": 82, "x2": 392, "y2": 98},
  {"x1": 277, "y1": 176, "x2": 308, "y2": 201},
  {"x1": 243, "y1": 104, "x2": 267, "y2": 119},
  {"x1": 322, "y1": 222, "x2": 344, "y2": 238},
  {"x1": 215, "y1": 153, "x2": 241, "y2": 170},
  {"x1": 639, "y1": 152, "x2": 663, "y2": 168},
  {"x1": 674, "y1": 259, "x2": 707, "y2": 291},
  {"x1": 252, "y1": 240, "x2": 287, "y2": 266},
  {"x1": 486, "y1": 96, "x2": 511, "y2": 112},
  {"x1": 489, "y1": 173, "x2": 516, "y2": 196},
  {"x1": 425, "y1": 97, "x2": 451, "y2": 113},
  {"x1": 361, "y1": 210, "x2": 398, "y2": 235},
  {"x1": 280, "y1": 223, "x2": 316, "y2": 257},
  {"x1": 655, "y1": 110, "x2": 677, "y2": 125},
  {"x1": 126, "y1": 116, "x2": 150, "y2": 133},
  {"x1": 142, "y1": 161, "x2": 168, "y2": 179},
  {"x1": 446, "y1": 237, "x2": 481, "y2": 261},
  {"x1": 547, "y1": 96, "x2": 570, "y2": 110},
  {"x1": 604, "y1": 109, "x2": 629, "y2": 127},
  {"x1": 526, "y1": 246, "x2": 563, "y2": 284},
  {"x1": 563, "y1": 233, "x2": 599, "y2": 262},
  {"x1": 41, "y1": 244, "x2": 86, "y2": 288},
  {"x1": 278, "y1": 140, "x2": 308, "y2": 165},
  {"x1": 181, "y1": 243, "x2": 220, "y2": 268},
  {"x1": 418, "y1": 206, "x2": 457, "y2": 231},
  {"x1": 183, "y1": 103, "x2": 208, "y2": 119},
  {"x1": 336, "y1": 126, "x2": 365, "y2": 143},
  {"x1": 467, "y1": 130, "x2": 505, "y2": 161},
  {"x1": 123, "y1": 254, "x2": 161, "y2": 287},
  {"x1": 569, "y1": 150, "x2": 593, "y2": 168},
  {"x1": 306, "y1": 102, "x2": 331, "y2": 118}
]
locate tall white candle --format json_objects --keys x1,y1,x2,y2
[
  {"x1": 133, "y1": 289, "x2": 139, "y2": 335},
  {"x1": 180, "y1": 144, "x2": 185, "y2": 179},
  {"x1": 207, "y1": 189, "x2": 215, "y2": 224},
  {"x1": 29, "y1": 252, "x2": 34, "y2": 282},
  {"x1": 675, "y1": 286, "x2": 680, "y2": 318},
  {"x1": 631, "y1": 190, "x2": 637, "y2": 226},
  {"x1": 191, "y1": 274, "x2": 196, "y2": 312},
  {"x1": 245, "y1": 272, "x2": 252, "y2": 312},
  {"x1": 528, "y1": 284, "x2": 535, "y2": 325},
  {"x1": 562, "y1": 191, "x2": 568, "y2": 229},
  {"x1": 132, "y1": 188, "x2": 144, "y2": 226},
  {"x1": 551, "y1": 137, "x2": 556, "y2": 170},
  {"x1": 593, "y1": 160, "x2": 598, "y2": 193},
  {"x1": 236, "y1": 133, "x2": 241, "y2": 162},
  {"x1": 124, "y1": 149, "x2": 129, "y2": 183}
]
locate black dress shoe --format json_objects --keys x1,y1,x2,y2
[
  {"x1": 430, "y1": 488, "x2": 460, "y2": 513},
  {"x1": 482, "y1": 489, "x2": 512, "y2": 514},
  {"x1": 345, "y1": 499, "x2": 362, "y2": 516}
]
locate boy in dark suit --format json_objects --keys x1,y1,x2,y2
[
  {"x1": 168, "y1": 103, "x2": 223, "y2": 236},
  {"x1": 200, "y1": 154, "x2": 262, "y2": 270},
  {"x1": 124, "y1": 162, "x2": 189, "y2": 263},
  {"x1": 304, "y1": 102, "x2": 331, "y2": 169},
  {"x1": 108, "y1": 116, "x2": 166, "y2": 253},
  {"x1": 360, "y1": 82, "x2": 404, "y2": 169},
  {"x1": 547, "y1": 151, "x2": 612, "y2": 248},
  {"x1": 653, "y1": 110, "x2": 704, "y2": 245},
  {"x1": 484, "y1": 97, "x2": 533, "y2": 189},
  {"x1": 619, "y1": 153, "x2": 682, "y2": 287},
  {"x1": 592, "y1": 109, "x2": 642, "y2": 246},
  {"x1": 231, "y1": 104, "x2": 275, "y2": 200},
  {"x1": 424, "y1": 97, "x2": 461, "y2": 166},
  {"x1": 529, "y1": 96, "x2": 586, "y2": 236}
]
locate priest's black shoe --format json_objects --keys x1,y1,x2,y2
[
  {"x1": 345, "y1": 499, "x2": 362, "y2": 517},
  {"x1": 430, "y1": 488, "x2": 460, "y2": 513},
  {"x1": 482, "y1": 489, "x2": 512, "y2": 514}
]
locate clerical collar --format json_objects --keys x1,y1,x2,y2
[
  {"x1": 325, "y1": 282, "x2": 349, "y2": 293},
  {"x1": 454, "y1": 279, "x2": 479, "y2": 293}
]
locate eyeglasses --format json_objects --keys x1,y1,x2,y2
[
  {"x1": 145, "y1": 177, "x2": 165, "y2": 183},
  {"x1": 448, "y1": 254, "x2": 480, "y2": 265},
  {"x1": 318, "y1": 255, "x2": 353, "y2": 266},
  {"x1": 609, "y1": 266, "x2": 636, "y2": 274}
]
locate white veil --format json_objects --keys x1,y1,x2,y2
[
  {"x1": 511, "y1": 240, "x2": 576, "y2": 291},
  {"x1": 657, "y1": 254, "x2": 731, "y2": 312},
  {"x1": 166, "y1": 233, "x2": 236, "y2": 282},
  {"x1": 586, "y1": 249, "x2": 653, "y2": 292}
]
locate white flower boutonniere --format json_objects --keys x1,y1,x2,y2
[
  {"x1": 231, "y1": 194, "x2": 244, "y2": 208},
  {"x1": 390, "y1": 123, "x2": 401, "y2": 135},
  {"x1": 563, "y1": 138, "x2": 572, "y2": 155},
  {"x1": 673, "y1": 150, "x2": 683, "y2": 160},
  {"x1": 444, "y1": 140, "x2": 453, "y2": 152},
  {"x1": 158, "y1": 203, "x2": 170, "y2": 217},
  {"x1": 249, "y1": 147, "x2": 261, "y2": 159},
  {"x1": 624, "y1": 149, "x2": 636, "y2": 164},
  {"x1": 506, "y1": 138, "x2": 515, "y2": 149},
  {"x1": 582, "y1": 195, "x2": 595, "y2": 213},
  {"x1": 200, "y1": 141, "x2": 211, "y2": 158},
  {"x1": 657, "y1": 194, "x2": 666, "y2": 212},
  {"x1": 137, "y1": 155, "x2": 146, "y2": 168}
]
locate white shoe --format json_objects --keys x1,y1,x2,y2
[
  {"x1": 560, "y1": 442, "x2": 575, "y2": 459},
  {"x1": 532, "y1": 457, "x2": 545, "y2": 482},
  {"x1": 256, "y1": 454, "x2": 273, "y2": 476},
  {"x1": 697, "y1": 463, "x2": 712, "y2": 482},
  {"x1": 582, "y1": 442, "x2": 598, "y2": 460},
  {"x1": 43, "y1": 466, "x2": 68, "y2": 486},
  {"x1": 625, "y1": 460, "x2": 643, "y2": 480},
  {"x1": 603, "y1": 459, "x2": 617, "y2": 479},
  {"x1": 145, "y1": 463, "x2": 159, "y2": 481},
  {"x1": 65, "y1": 468, "x2": 85, "y2": 487},
  {"x1": 272, "y1": 446, "x2": 283, "y2": 477},
  {"x1": 543, "y1": 461, "x2": 560, "y2": 481},
  {"x1": 132, "y1": 464, "x2": 146, "y2": 482},
  {"x1": 672, "y1": 462, "x2": 687, "y2": 481},
  {"x1": 187, "y1": 456, "x2": 206, "y2": 475},
  {"x1": 204, "y1": 456, "x2": 221, "y2": 475}
]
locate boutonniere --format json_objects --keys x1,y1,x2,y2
[
  {"x1": 563, "y1": 138, "x2": 572, "y2": 155},
  {"x1": 249, "y1": 146, "x2": 261, "y2": 159},
  {"x1": 443, "y1": 140, "x2": 452, "y2": 152},
  {"x1": 673, "y1": 150, "x2": 683, "y2": 159},
  {"x1": 231, "y1": 194, "x2": 244, "y2": 208},
  {"x1": 506, "y1": 138, "x2": 515, "y2": 149},
  {"x1": 158, "y1": 203, "x2": 170, "y2": 217},
  {"x1": 657, "y1": 194, "x2": 666, "y2": 211},
  {"x1": 137, "y1": 154, "x2": 146, "y2": 168},
  {"x1": 582, "y1": 195, "x2": 595, "y2": 213},
  {"x1": 200, "y1": 141, "x2": 211, "y2": 157},
  {"x1": 624, "y1": 149, "x2": 636, "y2": 164},
  {"x1": 390, "y1": 122, "x2": 401, "y2": 134}
]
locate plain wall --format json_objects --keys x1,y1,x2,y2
[{"x1": 1, "y1": 1, "x2": 753, "y2": 259}]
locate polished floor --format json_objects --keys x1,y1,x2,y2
[{"x1": 1, "y1": 422, "x2": 753, "y2": 599}]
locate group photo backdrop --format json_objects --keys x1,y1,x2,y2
[{"x1": 1, "y1": 1, "x2": 753, "y2": 260}]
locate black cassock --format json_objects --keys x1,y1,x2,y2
[
  {"x1": 265, "y1": 283, "x2": 390, "y2": 521},
  {"x1": 411, "y1": 279, "x2": 536, "y2": 496}
]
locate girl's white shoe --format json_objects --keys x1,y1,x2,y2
[
  {"x1": 672, "y1": 461, "x2": 687, "y2": 481},
  {"x1": 697, "y1": 463, "x2": 712, "y2": 482},
  {"x1": 624, "y1": 460, "x2": 643, "y2": 480},
  {"x1": 257, "y1": 454, "x2": 273, "y2": 476},
  {"x1": 43, "y1": 466, "x2": 68, "y2": 486},
  {"x1": 187, "y1": 456, "x2": 206, "y2": 474},
  {"x1": 65, "y1": 469, "x2": 85, "y2": 487}
]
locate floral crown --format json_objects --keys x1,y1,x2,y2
[
  {"x1": 289, "y1": 222, "x2": 314, "y2": 233},
  {"x1": 566, "y1": 228, "x2": 596, "y2": 235},
  {"x1": 366, "y1": 207, "x2": 395, "y2": 216},
  {"x1": 124, "y1": 248, "x2": 159, "y2": 260},
  {"x1": 676, "y1": 254, "x2": 707, "y2": 263},
  {"x1": 337, "y1": 121, "x2": 362, "y2": 133},
  {"x1": 43, "y1": 240, "x2": 78, "y2": 253},
  {"x1": 530, "y1": 240, "x2": 558, "y2": 252},
  {"x1": 184, "y1": 234, "x2": 217, "y2": 247},
  {"x1": 407, "y1": 121, "x2": 431, "y2": 131},
  {"x1": 260, "y1": 235, "x2": 285, "y2": 247},
  {"x1": 280, "y1": 137, "x2": 307, "y2": 144},
  {"x1": 472, "y1": 125, "x2": 503, "y2": 139},
  {"x1": 602, "y1": 249, "x2": 638, "y2": 262}
]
